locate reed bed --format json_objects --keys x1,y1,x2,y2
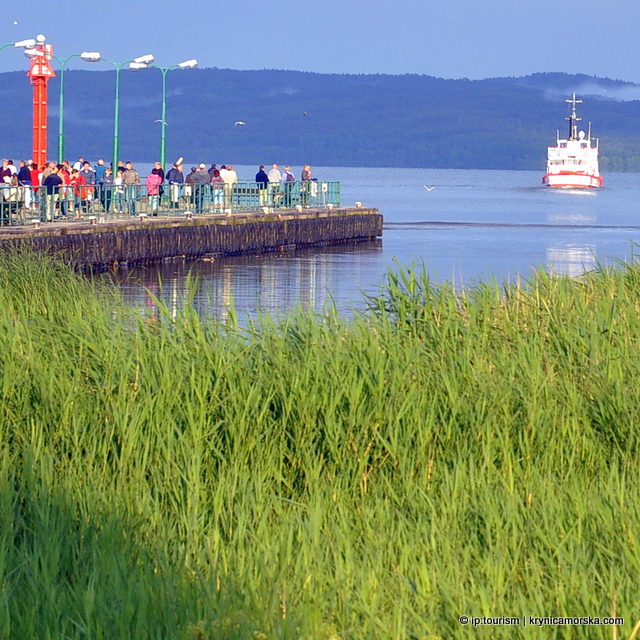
[{"x1": 1, "y1": 249, "x2": 640, "y2": 639}]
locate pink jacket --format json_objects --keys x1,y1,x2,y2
[{"x1": 146, "y1": 173, "x2": 162, "y2": 195}]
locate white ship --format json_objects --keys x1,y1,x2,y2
[{"x1": 542, "y1": 93, "x2": 603, "y2": 188}]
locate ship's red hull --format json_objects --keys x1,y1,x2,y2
[{"x1": 542, "y1": 172, "x2": 603, "y2": 188}]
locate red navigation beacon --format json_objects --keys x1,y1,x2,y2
[{"x1": 26, "y1": 35, "x2": 55, "y2": 170}]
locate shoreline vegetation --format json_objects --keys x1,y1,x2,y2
[{"x1": 2, "y1": 249, "x2": 640, "y2": 639}]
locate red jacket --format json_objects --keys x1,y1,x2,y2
[
  {"x1": 70, "y1": 173, "x2": 86, "y2": 198},
  {"x1": 30, "y1": 169, "x2": 41, "y2": 189}
]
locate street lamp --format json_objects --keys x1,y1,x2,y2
[
  {"x1": 48, "y1": 51, "x2": 101, "y2": 162},
  {"x1": 94, "y1": 53, "x2": 154, "y2": 171},
  {"x1": 152, "y1": 59, "x2": 198, "y2": 171},
  {"x1": 0, "y1": 38, "x2": 37, "y2": 55}
]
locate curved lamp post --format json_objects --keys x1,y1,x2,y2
[
  {"x1": 94, "y1": 53, "x2": 154, "y2": 171},
  {"x1": 48, "y1": 51, "x2": 101, "y2": 162},
  {"x1": 152, "y1": 59, "x2": 197, "y2": 170}
]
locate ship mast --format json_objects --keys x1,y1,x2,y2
[{"x1": 566, "y1": 92, "x2": 582, "y2": 141}]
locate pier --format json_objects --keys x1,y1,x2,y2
[{"x1": 0, "y1": 207, "x2": 382, "y2": 269}]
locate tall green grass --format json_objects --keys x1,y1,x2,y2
[{"x1": 1, "y1": 249, "x2": 640, "y2": 639}]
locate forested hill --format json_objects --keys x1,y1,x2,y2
[{"x1": 1, "y1": 68, "x2": 639, "y2": 171}]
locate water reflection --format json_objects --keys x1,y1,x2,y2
[
  {"x1": 547, "y1": 212, "x2": 597, "y2": 224},
  {"x1": 103, "y1": 240, "x2": 383, "y2": 319},
  {"x1": 93, "y1": 167, "x2": 640, "y2": 318},
  {"x1": 546, "y1": 244, "x2": 597, "y2": 277}
]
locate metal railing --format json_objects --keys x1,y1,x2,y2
[{"x1": 0, "y1": 180, "x2": 342, "y2": 226}]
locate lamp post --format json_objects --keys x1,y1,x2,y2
[
  {"x1": 94, "y1": 54, "x2": 154, "y2": 171},
  {"x1": 48, "y1": 52, "x2": 101, "y2": 163},
  {"x1": 153, "y1": 59, "x2": 197, "y2": 171}
]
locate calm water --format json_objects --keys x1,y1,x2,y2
[{"x1": 106, "y1": 166, "x2": 640, "y2": 318}]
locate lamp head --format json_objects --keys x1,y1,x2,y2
[
  {"x1": 14, "y1": 38, "x2": 37, "y2": 49},
  {"x1": 129, "y1": 61, "x2": 149, "y2": 70},
  {"x1": 178, "y1": 59, "x2": 198, "y2": 69},
  {"x1": 24, "y1": 48, "x2": 45, "y2": 58},
  {"x1": 133, "y1": 53, "x2": 154, "y2": 65},
  {"x1": 80, "y1": 51, "x2": 101, "y2": 62}
]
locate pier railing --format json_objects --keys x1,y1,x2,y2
[{"x1": 0, "y1": 180, "x2": 342, "y2": 226}]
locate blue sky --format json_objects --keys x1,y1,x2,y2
[{"x1": 1, "y1": 0, "x2": 639, "y2": 83}]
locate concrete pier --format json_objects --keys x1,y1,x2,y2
[{"x1": 0, "y1": 207, "x2": 382, "y2": 269}]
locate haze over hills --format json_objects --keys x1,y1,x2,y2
[{"x1": 0, "y1": 68, "x2": 639, "y2": 171}]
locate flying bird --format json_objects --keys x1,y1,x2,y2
[
  {"x1": 423, "y1": 185, "x2": 436, "y2": 192},
  {"x1": 234, "y1": 121, "x2": 246, "y2": 126},
  {"x1": 302, "y1": 111, "x2": 307, "y2": 116},
  {"x1": 154, "y1": 119, "x2": 167, "y2": 125}
]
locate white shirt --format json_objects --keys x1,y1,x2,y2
[{"x1": 268, "y1": 168, "x2": 281, "y2": 182}]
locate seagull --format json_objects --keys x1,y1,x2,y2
[
  {"x1": 423, "y1": 185, "x2": 436, "y2": 192},
  {"x1": 302, "y1": 111, "x2": 307, "y2": 116},
  {"x1": 234, "y1": 121, "x2": 246, "y2": 126},
  {"x1": 154, "y1": 119, "x2": 168, "y2": 125},
  {"x1": 13, "y1": 21, "x2": 18, "y2": 25}
]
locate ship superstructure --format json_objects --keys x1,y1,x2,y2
[{"x1": 542, "y1": 93, "x2": 603, "y2": 188}]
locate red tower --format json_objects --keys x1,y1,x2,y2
[{"x1": 26, "y1": 38, "x2": 55, "y2": 169}]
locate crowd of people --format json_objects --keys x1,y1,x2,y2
[{"x1": 0, "y1": 157, "x2": 317, "y2": 222}]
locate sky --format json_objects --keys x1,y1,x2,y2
[{"x1": 1, "y1": 0, "x2": 640, "y2": 83}]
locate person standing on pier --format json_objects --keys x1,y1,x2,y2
[
  {"x1": 223, "y1": 165, "x2": 238, "y2": 209},
  {"x1": 123, "y1": 162, "x2": 140, "y2": 214},
  {"x1": 114, "y1": 170, "x2": 125, "y2": 213},
  {"x1": 80, "y1": 161, "x2": 96, "y2": 214},
  {"x1": 69, "y1": 169, "x2": 85, "y2": 219},
  {"x1": 41, "y1": 161, "x2": 57, "y2": 183},
  {"x1": 255, "y1": 165, "x2": 269, "y2": 207},
  {"x1": 0, "y1": 160, "x2": 11, "y2": 216},
  {"x1": 99, "y1": 167, "x2": 114, "y2": 213},
  {"x1": 58, "y1": 163, "x2": 71, "y2": 218},
  {"x1": 94, "y1": 159, "x2": 106, "y2": 183},
  {"x1": 166, "y1": 161, "x2": 184, "y2": 209},
  {"x1": 226, "y1": 165, "x2": 238, "y2": 183},
  {"x1": 0, "y1": 159, "x2": 11, "y2": 182},
  {"x1": 268, "y1": 164, "x2": 282, "y2": 207},
  {"x1": 153, "y1": 161, "x2": 165, "y2": 203},
  {"x1": 192, "y1": 164, "x2": 210, "y2": 214},
  {"x1": 210, "y1": 169, "x2": 224, "y2": 212},
  {"x1": 17, "y1": 161, "x2": 32, "y2": 212},
  {"x1": 300, "y1": 164, "x2": 312, "y2": 207},
  {"x1": 147, "y1": 168, "x2": 163, "y2": 216},
  {"x1": 282, "y1": 165, "x2": 295, "y2": 207},
  {"x1": 42, "y1": 166, "x2": 63, "y2": 222},
  {"x1": 80, "y1": 161, "x2": 96, "y2": 185},
  {"x1": 268, "y1": 164, "x2": 281, "y2": 182},
  {"x1": 29, "y1": 163, "x2": 41, "y2": 212},
  {"x1": 94, "y1": 159, "x2": 106, "y2": 209},
  {"x1": 185, "y1": 167, "x2": 196, "y2": 208},
  {"x1": 1, "y1": 175, "x2": 20, "y2": 224}
]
